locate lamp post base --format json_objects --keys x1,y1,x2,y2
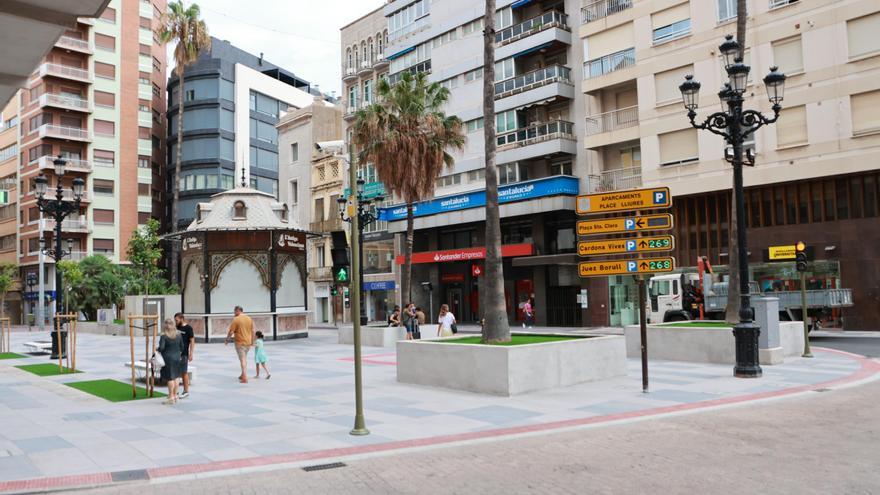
[
  {"x1": 733, "y1": 321, "x2": 762, "y2": 378},
  {"x1": 49, "y1": 330, "x2": 68, "y2": 360},
  {"x1": 350, "y1": 414, "x2": 370, "y2": 436}
]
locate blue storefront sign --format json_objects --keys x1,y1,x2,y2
[
  {"x1": 24, "y1": 291, "x2": 56, "y2": 302},
  {"x1": 378, "y1": 175, "x2": 579, "y2": 222},
  {"x1": 363, "y1": 280, "x2": 396, "y2": 291}
]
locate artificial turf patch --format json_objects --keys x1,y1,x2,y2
[
  {"x1": 657, "y1": 321, "x2": 732, "y2": 328},
  {"x1": 15, "y1": 363, "x2": 82, "y2": 376},
  {"x1": 0, "y1": 352, "x2": 29, "y2": 360},
  {"x1": 436, "y1": 334, "x2": 585, "y2": 346},
  {"x1": 66, "y1": 379, "x2": 166, "y2": 402}
]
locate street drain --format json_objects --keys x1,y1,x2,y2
[
  {"x1": 302, "y1": 462, "x2": 346, "y2": 472},
  {"x1": 814, "y1": 388, "x2": 832, "y2": 393}
]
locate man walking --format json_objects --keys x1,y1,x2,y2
[
  {"x1": 225, "y1": 306, "x2": 255, "y2": 383},
  {"x1": 174, "y1": 312, "x2": 195, "y2": 398}
]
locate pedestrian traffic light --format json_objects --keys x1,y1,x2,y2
[
  {"x1": 330, "y1": 231, "x2": 350, "y2": 286},
  {"x1": 330, "y1": 285, "x2": 338, "y2": 297},
  {"x1": 795, "y1": 241, "x2": 808, "y2": 272},
  {"x1": 335, "y1": 267, "x2": 349, "y2": 283},
  {"x1": 343, "y1": 287, "x2": 350, "y2": 308}
]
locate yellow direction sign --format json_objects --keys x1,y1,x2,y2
[
  {"x1": 577, "y1": 214, "x2": 674, "y2": 236},
  {"x1": 576, "y1": 187, "x2": 671, "y2": 215},
  {"x1": 768, "y1": 245, "x2": 797, "y2": 261},
  {"x1": 579, "y1": 257, "x2": 675, "y2": 278},
  {"x1": 578, "y1": 235, "x2": 675, "y2": 257}
]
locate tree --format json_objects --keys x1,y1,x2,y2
[
  {"x1": 0, "y1": 262, "x2": 17, "y2": 318},
  {"x1": 126, "y1": 219, "x2": 164, "y2": 295},
  {"x1": 57, "y1": 260, "x2": 83, "y2": 315},
  {"x1": 481, "y1": 0, "x2": 510, "y2": 343},
  {"x1": 726, "y1": 0, "x2": 748, "y2": 323},
  {"x1": 157, "y1": 0, "x2": 210, "y2": 284},
  {"x1": 60, "y1": 256, "x2": 125, "y2": 321},
  {"x1": 351, "y1": 71, "x2": 465, "y2": 308}
]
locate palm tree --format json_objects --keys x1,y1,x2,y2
[
  {"x1": 157, "y1": 0, "x2": 210, "y2": 283},
  {"x1": 352, "y1": 71, "x2": 465, "y2": 310},
  {"x1": 481, "y1": 0, "x2": 510, "y2": 343},
  {"x1": 726, "y1": 0, "x2": 748, "y2": 322}
]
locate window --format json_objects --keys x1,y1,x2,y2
[
  {"x1": 100, "y1": 7, "x2": 116, "y2": 23},
  {"x1": 436, "y1": 173, "x2": 462, "y2": 188},
  {"x1": 94, "y1": 209, "x2": 115, "y2": 224},
  {"x1": 363, "y1": 79, "x2": 373, "y2": 104},
  {"x1": 772, "y1": 36, "x2": 804, "y2": 75},
  {"x1": 468, "y1": 169, "x2": 485, "y2": 182},
  {"x1": 185, "y1": 89, "x2": 195, "y2": 101},
  {"x1": 439, "y1": 76, "x2": 459, "y2": 90},
  {"x1": 138, "y1": 183, "x2": 151, "y2": 196},
  {"x1": 93, "y1": 179, "x2": 114, "y2": 195},
  {"x1": 465, "y1": 67, "x2": 483, "y2": 82},
  {"x1": 138, "y1": 156, "x2": 150, "y2": 168},
  {"x1": 94, "y1": 119, "x2": 115, "y2": 137},
  {"x1": 348, "y1": 85, "x2": 358, "y2": 108},
  {"x1": 717, "y1": 0, "x2": 736, "y2": 23},
  {"x1": 290, "y1": 180, "x2": 298, "y2": 205},
  {"x1": 496, "y1": 110, "x2": 517, "y2": 133},
  {"x1": 776, "y1": 105, "x2": 807, "y2": 148},
  {"x1": 431, "y1": 29, "x2": 457, "y2": 48},
  {"x1": 0, "y1": 205, "x2": 15, "y2": 222},
  {"x1": 313, "y1": 198, "x2": 324, "y2": 222},
  {"x1": 550, "y1": 161, "x2": 573, "y2": 176},
  {"x1": 94, "y1": 150, "x2": 115, "y2": 167},
  {"x1": 95, "y1": 62, "x2": 115, "y2": 79},
  {"x1": 0, "y1": 144, "x2": 16, "y2": 162},
  {"x1": 847, "y1": 13, "x2": 880, "y2": 59},
  {"x1": 495, "y1": 58, "x2": 514, "y2": 82},
  {"x1": 291, "y1": 143, "x2": 299, "y2": 162},
  {"x1": 654, "y1": 65, "x2": 693, "y2": 105},
  {"x1": 315, "y1": 245, "x2": 325, "y2": 267},
  {"x1": 388, "y1": 0, "x2": 430, "y2": 41},
  {"x1": 652, "y1": 4, "x2": 691, "y2": 44},
  {"x1": 851, "y1": 90, "x2": 880, "y2": 136},
  {"x1": 496, "y1": 7, "x2": 513, "y2": 29},
  {"x1": 462, "y1": 18, "x2": 484, "y2": 36},
  {"x1": 466, "y1": 118, "x2": 484, "y2": 133},
  {"x1": 251, "y1": 91, "x2": 278, "y2": 117},
  {"x1": 95, "y1": 33, "x2": 116, "y2": 52},
  {"x1": 233, "y1": 201, "x2": 246, "y2": 219},
  {"x1": 658, "y1": 128, "x2": 699, "y2": 166},
  {"x1": 0, "y1": 234, "x2": 14, "y2": 251},
  {"x1": 138, "y1": 212, "x2": 152, "y2": 225},
  {"x1": 620, "y1": 146, "x2": 642, "y2": 167},
  {"x1": 93, "y1": 239, "x2": 114, "y2": 254},
  {"x1": 499, "y1": 163, "x2": 528, "y2": 184},
  {"x1": 769, "y1": 0, "x2": 799, "y2": 9}
]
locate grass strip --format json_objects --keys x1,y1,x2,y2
[
  {"x1": 0, "y1": 352, "x2": 29, "y2": 360},
  {"x1": 16, "y1": 363, "x2": 82, "y2": 376},
  {"x1": 66, "y1": 379, "x2": 166, "y2": 402},
  {"x1": 435, "y1": 334, "x2": 584, "y2": 346},
  {"x1": 657, "y1": 321, "x2": 732, "y2": 328}
]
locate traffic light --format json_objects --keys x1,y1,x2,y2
[
  {"x1": 330, "y1": 231, "x2": 350, "y2": 286},
  {"x1": 330, "y1": 285, "x2": 338, "y2": 297},
  {"x1": 343, "y1": 287, "x2": 351, "y2": 308},
  {"x1": 795, "y1": 241, "x2": 808, "y2": 272}
]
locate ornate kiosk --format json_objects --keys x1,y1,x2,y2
[{"x1": 174, "y1": 186, "x2": 309, "y2": 341}]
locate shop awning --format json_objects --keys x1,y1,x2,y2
[
  {"x1": 513, "y1": 42, "x2": 553, "y2": 59},
  {"x1": 511, "y1": 0, "x2": 535, "y2": 8},
  {"x1": 387, "y1": 46, "x2": 415, "y2": 61}
]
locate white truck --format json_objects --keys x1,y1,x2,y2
[{"x1": 646, "y1": 273, "x2": 854, "y2": 328}]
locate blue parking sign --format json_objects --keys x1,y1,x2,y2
[
  {"x1": 627, "y1": 261, "x2": 638, "y2": 272},
  {"x1": 626, "y1": 240, "x2": 636, "y2": 252},
  {"x1": 653, "y1": 190, "x2": 668, "y2": 205},
  {"x1": 625, "y1": 219, "x2": 636, "y2": 230}
]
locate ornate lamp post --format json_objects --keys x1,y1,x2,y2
[
  {"x1": 34, "y1": 155, "x2": 85, "y2": 359},
  {"x1": 25, "y1": 273, "x2": 36, "y2": 332},
  {"x1": 679, "y1": 35, "x2": 786, "y2": 378},
  {"x1": 337, "y1": 179, "x2": 385, "y2": 326}
]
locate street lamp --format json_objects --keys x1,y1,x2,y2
[
  {"x1": 25, "y1": 273, "x2": 37, "y2": 332},
  {"x1": 679, "y1": 36, "x2": 786, "y2": 378},
  {"x1": 35, "y1": 155, "x2": 85, "y2": 360},
  {"x1": 337, "y1": 178, "x2": 385, "y2": 326}
]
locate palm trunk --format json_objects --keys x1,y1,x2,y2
[
  {"x1": 482, "y1": 0, "x2": 510, "y2": 343},
  {"x1": 401, "y1": 202, "x2": 414, "y2": 308},
  {"x1": 170, "y1": 74, "x2": 185, "y2": 285},
  {"x1": 726, "y1": 0, "x2": 747, "y2": 323}
]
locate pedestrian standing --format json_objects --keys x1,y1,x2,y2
[
  {"x1": 523, "y1": 298, "x2": 535, "y2": 329},
  {"x1": 157, "y1": 318, "x2": 183, "y2": 404},
  {"x1": 403, "y1": 302, "x2": 416, "y2": 340},
  {"x1": 174, "y1": 312, "x2": 194, "y2": 398},
  {"x1": 225, "y1": 305, "x2": 255, "y2": 384},
  {"x1": 253, "y1": 331, "x2": 271, "y2": 379},
  {"x1": 437, "y1": 304, "x2": 456, "y2": 338}
]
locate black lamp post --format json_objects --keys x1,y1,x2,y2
[
  {"x1": 25, "y1": 273, "x2": 36, "y2": 331},
  {"x1": 679, "y1": 35, "x2": 786, "y2": 378},
  {"x1": 35, "y1": 155, "x2": 85, "y2": 359},
  {"x1": 337, "y1": 178, "x2": 385, "y2": 326}
]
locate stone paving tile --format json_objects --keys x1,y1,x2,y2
[{"x1": 13, "y1": 436, "x2": 74, "y2": 454}]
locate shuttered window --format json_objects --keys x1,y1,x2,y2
[
  {"x1": 659, "y1": 128, "x2": 699, "y2": 165},
  {"x1": 138, "y1": 183, "x2": 151, "y2": 196},
  {"x1": 93, "y1": 238, "x2": 114, "y2": 253},
  {"x1": 138, "y1": 126, "x2": 151, "y2": 139},
  {"x1": 94, "y1": 119, "x2": 115, "y2": 137},
  {"x1": 652, "y1": 3, "x2": 690, "y2": 29},
  {"x1": 772, "y1": 36, "x2": 803, "y2": 75},
  {"x1": 93, "y1": 149, "x2": 114, "y2": 167},
  {"x1": 851, "y1": 90, "x2": 880, "y2": 136},
  {"x1": 138, "y1": 212, "x2": 152, "y2": 224},
  {"x1": 94, "y1": 90, "x2": 114, "y2": 108},
  {"x1": 95, "y1": 62, "x2": 115, "y2": 79},
  {"x1": 100, "y1": 7, "x2": 116, "y2": 22},
  {"x1": 93, "y1": 209, "x2": 115, "y2": 224},
  {"x1": 776, "y1": 105, "x2": 808, "y2": 148},
  {"x1": 93, "y1": 179, "x2": 114, "y2": 195},
  {"x1": 655, "y1": 65, "x2": 693, "y2": 104},
  {"x1": 139, "y1": 16, "x2": 151, "y2": 28},
  {"x1": 586, "y1": 22, "x2": 634, "y2": 60},
  {"x1": 847, "y1": 13, "x2": 880, "y2": 59},
  {"x1": 95, "y1": 33, "x2": 115, "y2": 52}
]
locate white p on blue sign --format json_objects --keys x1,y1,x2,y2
[
  {"x1": 627, "y1": 261, "x2": 638, "y2": 272},
  {"x1": 653, "y1": 190, "x2": 668, "y2": 205},
  {"x1": 625, "y1": 219, "x2": 636, "y2": 230},
  {"x1": 626, "y1": 240, "x2": 637, "y2": 252}
]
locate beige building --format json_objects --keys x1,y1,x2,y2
[
  {"x1": 0, "y1": 100, "x2": 21, "y2": 322},
  {"x1": 581, "y1": 0, "x2": 880, "y2": 328}
]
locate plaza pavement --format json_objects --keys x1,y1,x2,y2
[{"x1": 0, "y1": 328, "x2": 877, "y2": 494}]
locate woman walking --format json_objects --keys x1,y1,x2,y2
[
  {"x1": 437, "y1": 304, "x2": 456, "y2": 338},
  {"x1": 157, "y1": 318, "x2": 183, "y2": 404}
]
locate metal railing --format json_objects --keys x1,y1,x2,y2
[
  {"x1": 35, "y1": 156, "x2": 92, "y2": 173},
  {"x1": 494, "y1": 65, "x2": 572, "y2": 98},
  {"x1": 40, "y1": 62, "x2": 90, "y2": 81},
  {"x1": 39, "y1": 93, "x2": 90, "y2": 111},
  {"x1": 496, "y1": 10, "x2": 569, "y2": 45},
  {"x1": 583, "y1": 48, "x2": 635, "y2": 79},
  {"x1": 581, "y1": 0, "x2": 633, "y2": 24},
  {"x1": 584, "y1": 105, "x2": 638, "y2": 135},
  {"x1": 497, "y1": 120, "x2": 575, "y2": 148},
  {"x1": 38, "y1": 124, "x2": 92, "y2": 141},
  {"x1": 388, "y1": 59, "x2": 432, "y2": 85},
  {"x1": 56, "y1": 36, "x2": 91, "y2": 52},
  {"x1": 359, "y1": 60, "x2": 373, "y2": 73},
  {"x1": 61, "y1": 190, "x2": 91, "y2": 202},
  {"x1": 769, "y1": 0, "x2": 798, "y2": 9},
  {"x1": 44, "y1": 218, "x2": 90, "y2": 232},
  {"x1": 588, "y1": 167, "x2": 642, "y2": 192}
]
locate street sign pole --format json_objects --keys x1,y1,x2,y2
[
  {"x1": 638, "y1": 275, "x2": 648, "y2": 393},
  {"x1": 801, "y1": 271, "x2": 813, "y2": 358}
]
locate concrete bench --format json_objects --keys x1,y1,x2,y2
[
  {"x1": 23, "y1": 341, "x2": 53, "y2": 354},
  {"x1": 124, "y1": 361, "x2": 197, "y2": 382}
]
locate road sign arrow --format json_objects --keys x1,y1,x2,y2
[
  {"x1": 640, "y1": 261, "x2": 649, "y2": 270},
  {"x1": 635, "y1": 219, "x2": 644, "y2": 228},
  {"x1": 639, "y1": 240, "x2": 647, "y2": 248}
]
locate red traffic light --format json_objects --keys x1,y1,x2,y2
[{"x1": 795, "y1": 241, "x2": 806, "y2": 252}]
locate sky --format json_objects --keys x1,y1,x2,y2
[{"x1": 175, "y1": 0, "x2": 385, "y2": 97}]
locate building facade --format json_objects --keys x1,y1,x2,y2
[
  {"x1": 17, "y1": 0, "x2": 168, "y2": 324},
  {"x1": 166, "y1": 38, "x2": 315, "y2": 231},
  {"x1": 0, "y1": 100, "x2": 21, "y2": 322}
]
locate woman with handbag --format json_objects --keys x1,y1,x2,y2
[
  {"x1": 157, "y1": 318, "x2": 183, "y2": 404},
  {"x1": 437, "y1": 304, "x2": 457, "y2": 338}
]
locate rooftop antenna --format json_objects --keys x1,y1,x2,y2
[{"x1": 240, "y1": 165, "x2": 247, "y2": 188}]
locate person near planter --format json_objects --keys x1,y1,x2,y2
[
  {"x1": 388, "y1": 306, "x2": 401, "y2": 327},
  {"x1": 157, "y1": 318, "x2": 183, "y2": 405},
  {"x1": 437, "y1": 304, "x2": 456, "y2": 338},
  {"x1": 523, "y1": 298, "x2": 535, "y2": 329},
  {"x1": 225, "y1": 306, "x2": 255, "y2": 384},
  {"x1": 402, "y1": 302, "x2": 417, "y2": 340},
  {"x1": 174, "y1": 312, "x2": 194, "y2": 398}
]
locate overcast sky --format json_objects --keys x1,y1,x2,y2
[{"x1": 180, "y1": 0, "x2": 385, "y2": 97}]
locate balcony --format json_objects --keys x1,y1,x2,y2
[
  {"x1": 496, "y1": 120, "x2": 577, "y2": 163},
  {"x1": 36, "y1": 156, "x2": 92, "y2": 173},
  {"x1": 374, "y1": 53, "x2": 388, "y2": 69},
  {"x1": 55, "y1": 36, "x2": 92, "y2": 54},
  {"x1": 43, "y1": 218, "x2": 90, "y2": 233},
  {"x1": 343, "y1": 102, "x2": 359, "y2": 120},
  {"x1": 61, "y1": 190, "x2": 92, "y2": 203},
  {"x1": 358, "y1": 60, "x2": 373, "y2": 76},
  {"x1": 583, "y1": 48, "x2": 635, "y2": 80},
  {"x1": 388, "y1": 60, "x2": 431, "y2": 85},
  {"x1": 38, "y1": 62, "x2": 92, "y2": 83},
  {"x1": 308, "y1": 266, "x2": 333, "y2": 281},
  {"x1": 342, "y1": 67, "x2": 358, "y2": 82},
  {"x1": 585, "y1": 105, "x2": 638, "y2": 136},
  {"x1": 495, "y1": 65, "x2": 572, "y2": 100},
  {"x1": 38, "y1": 124, "x2": 92, "y2": 142},
  {"x1": 496, "y1": 10, "x2": 569, "y2": 46},
  {"x1": 581, "y1": 0, "x2": 633, "y2": 24},
  {"x1": 587, "y1": 167, "x2": 642, "y2": 193},
  {"x1": 309, "y1": 217, "x2": 344, "y2": 233},
  {"x1": 38, "y1": 93, "x2": 92, "y2": 113}
]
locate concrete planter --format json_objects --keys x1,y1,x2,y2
[
  {"x1": 396, "y1": 334, "x2": 627, "y2": 396},
  {"x1": 339, "y1": 326, "x2": 407, "y2": 347},
  {"x1": 623, "y1": 322, "x2": 805, "y2": 365}
]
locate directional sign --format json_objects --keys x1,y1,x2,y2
[
  {"x1": 578, "y1": 257, "x2": 675, "y2": 278},
  {"x1": 578, "y1": 235, "x2": 675, "y2": 257},
  {"x1": 767, "y1": 245, "x2": 797, "y2": 261},
  {"x1": 576, "y1": 187, "x2": 671, "y2": 215},
  {"x1": 577, "y1": 214, "x2": 674, "y2": 236}
]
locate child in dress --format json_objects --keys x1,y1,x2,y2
[{"x1": 253, "y1": 331, "x2": 271, "y2": 380}]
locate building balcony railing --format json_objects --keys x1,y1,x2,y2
[
  {"x1": 61, "y1": 190, "x2": 92, "y2": 202},
  {"x1": 388, "y1": 59, "x2": 431, "y2": 85},
  {"x1": 309, "y1": 217, "x2": 345, "y2": 233},
  {"x1": 584, "y1": 105, "x2": 638, "y2": 136},
  {"x1": 358, "y1": 60, "x2": 373, "y2": 76},
  {"x1": 581, "y1": 0, "x2": 633, "y2": 24},
  {"x1": 38, "y1": 62, "x2": 92, "y2": 83},
  {"x1": 308, "y1": 266, "x2": 333, "y2": 280},
  {"x1": 35, "y1": 155, "x2": 92, "y2": 173},
  {"x1": 343, "y1": 101, "x2": 360, "y2": 120},
  {"x1": 374, "y1": 53, "x2": 388, "y2": 68},
  {"x1": 497, "y1": 120, "x2": 575, "y2": 149},
  {"x1": 43, "y1": 218, "x2": 90, "y2": 233},
  {"x1": 342, "y1": 67, "x2": 358, "y2": 81},
  {"x1": 588, "y1": 167, "x2": 643, "y2": 193},
  {"x1": 38, "y1": 124, "x2": 92, "y2": 142},
  {"x1": 494, "y1": 65, "x2": 572, "y2": 100},
  {"x1": 496, "y1": 10, "x2": 569, "y2": 46},
  {"x1": 55, "y1": 36, "x2": 92, "y2": 53},
  {"x1": 66, "y1": 250, "x2": 90, "y2": 261},
  {"x1": 39, "y1": 93, "x2": 92, "y2": 113},
  {"x1": 583, "y1": 48, "x2": 635, "y2": 80}
]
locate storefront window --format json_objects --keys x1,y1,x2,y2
[
  {"x1": 502, "y1": 221, "x2": 532, "y2": 244},
  {"x1": 364, "y1": 239, "x2": 394, "y2": 274}
]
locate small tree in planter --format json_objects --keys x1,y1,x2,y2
[{"x1": 0, "y1": 262, "x2": 17, "y2": 318}]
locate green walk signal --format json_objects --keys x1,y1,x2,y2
[{"x1": 336, "y1": 267, "x2": 348, "y2": 282}]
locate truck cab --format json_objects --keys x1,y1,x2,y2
[{"x1": 646, "y1": 274, "x2": 693, "y2": 323}]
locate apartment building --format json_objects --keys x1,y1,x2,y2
[
  {"x1": 17, "y1": 0, "x2": 168, "y2": 322},
  {"x1": 0, "y1": 100, "x2": 21, "y2": 322},
  {"x1": 341, "y1": 7, "x2": 398, "y2": 323},
  {"x1": 581, "y1": 0, "x2": 880, "y2": 329},
  {"x1": 276, "y1": 96, "x2": 344, "y2": 324},
  {"x1": 166, "y1": 38, "x2": 316, "y2": 231},
  {"x1": 365, "y1": 0, "x2": 587, "y2": 325}
]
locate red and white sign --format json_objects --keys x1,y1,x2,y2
[
  {"x1": 440, "y1": 273, "x2": 465, "y2": 283},
  {"x1": 472, "y1": 264, "x2": 482, "y2": 277},
  {"x1": 396, "y1": 243, "x2": 534, "y2": 265}
]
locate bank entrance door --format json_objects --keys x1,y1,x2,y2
[{"x1": 447, "y1": 287, "x2": 464, "y2": 321}]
